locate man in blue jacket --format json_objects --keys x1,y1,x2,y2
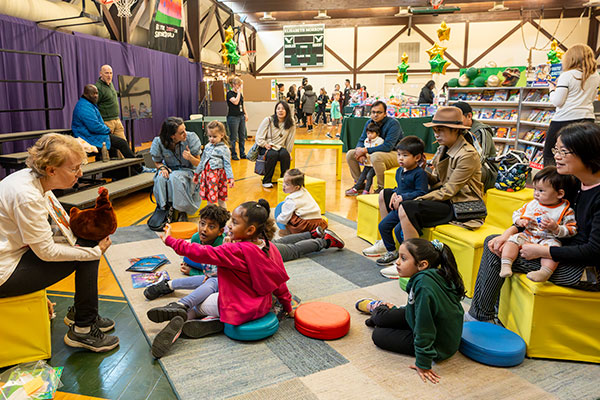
[
  {"x1": 345, "y1": 101, "x2": 402, "y2": 195},
  {"x1": 72, "y1": 84, "x2": 139, "y2": 168}
]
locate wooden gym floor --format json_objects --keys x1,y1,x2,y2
[{"x1": 44, "y1": 123, "x2": 361, "y2": 399}]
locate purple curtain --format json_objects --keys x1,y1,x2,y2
[{"x1": 0, "y1": 14, "x2": 202, "y2": 154}]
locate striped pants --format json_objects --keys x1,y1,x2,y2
[{"x1": 468, "y1": 235, "x2": 596, "y2": 321}]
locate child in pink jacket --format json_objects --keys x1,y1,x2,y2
[{"x1": 151, "y1": 199, "x2": 293, "y2": 358}]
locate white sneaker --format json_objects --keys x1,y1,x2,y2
[
  {"x1": 362, "y1": 240, "x2": 387, "y2": 257},
  {"x1": 380, "y1": 265, "x2": 399, "y2": 279},
  {"x1": 262, "y1": 183, "x2": 274, "y2": 188}
]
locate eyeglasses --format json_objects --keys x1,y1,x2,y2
[{"x1": 551, "y1": 147, "x2": 573, "y2": 158}]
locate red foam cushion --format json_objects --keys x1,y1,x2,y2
[{"x1": 294, "y1": 302, "x2": 350, "y2": 340}]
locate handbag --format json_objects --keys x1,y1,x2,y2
[
  {"x1": 451, "y1": 200, "x2": 487, "y2": 222},
  {"x1": 495, "y1": 150, "x2": 531, "y2": 192},
  {"x1": 247, "y1": 143, "x2": 260, "y2": 162},
  {"x1": 253, "y1": 118, "x2": 272, "y2": 176},
  {"x1": 147, "y1": 170, "x2": 174, "y2": 231}
]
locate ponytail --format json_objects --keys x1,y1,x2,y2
[
  {"x1": 238, "y1": 199, "x2": 276, "y2": 254},
  {"x1": 404, "y1": 238, "x2": 466, "y2": 299}
]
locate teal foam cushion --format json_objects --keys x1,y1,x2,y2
[
  {"x1": 224, "y1": 312, "x2": 279, "y2": 341},
  {"x1": 274, "y1": 201, "x2": 286, "y2": 230},
  {"x1": 460, "y1": 321, "x2": 526, "y2": 367}
]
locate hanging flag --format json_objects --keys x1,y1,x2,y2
[{"x1": 149, "y1": 0, "x2": 183, "y2": 55}]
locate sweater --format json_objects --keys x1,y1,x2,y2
[
  {"x1": 550, "y1": 184, "x2": 600, "y2": 267},
  {"x1": 277, "y1": 187, "x2": 322, "y2": 225},
  {"x1": 550, "y1": 69, "x2": 600, "y2": 121},
  {"x1": 394, "y1": 167, "x2": 429, "y2": 200},
  {"x1": 95, "y1": 78, "x2": 120, "y2": 121},
  {"x1": 405, "y1": 269, "x2": 464, "y2": 370},
  {"x1": 71, "y1": 97, "x2": 111, "y2": 149},
  {"x1": 0, "y1": 169, "x2": 101, "y2": 286},
  {"x1": 356, "y1": 117, "x2": 402, "y2": 153},
  {"x1": 255, "y1": 117, "x2": 295, "y2": 153},
  {"x1": 165, "y1": 236, "x2": 292, "y2": 325}
]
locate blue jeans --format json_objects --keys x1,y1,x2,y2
[
  {"x1": 227, "y1": 115, "x2": 246, "y2": 157},
  {"x1": 379, "y1": 209, "x2": 404, "y2": 252},
  {"x1": 172, "y1": 277, "x2": 219, "y2": 320}
]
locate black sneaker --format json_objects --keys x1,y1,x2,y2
[
  {"x1": 64, "y1": 306, "x2": 115, "y2": 332},
  {"x1": 147, "y1": 302, "x2": 188, "y2": 323},
  {"x1": 64, "y1": 323, "x2": 119, "y2": 352},
  {"x1": 240, "y1": 154, "x2": 247, "y2": 159},
  {"x1": 376, "y1": 250, "x2": 399, "y2": 266},
  {"x1": 232, "y1": 154, "x2": 240, "y2": 161},
  {"x1": 151, "y1": 316, "x2": 184, "y2": 359},
  {"x1": 144, "y1": 280, "x2": 174, "y2": 300},
  {"x1": 182, "y1": 317, "x2": 224, "y2": 338}
]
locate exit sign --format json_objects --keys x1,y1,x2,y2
[{"x1": 283, "y1": 24, "x2": 324, "y2": 67}]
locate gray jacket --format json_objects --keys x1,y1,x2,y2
[
  {"x1": 196, "y1": 142, "x2": 234, "y2": 179},
  {"x1": 301, "y1": 90, "x2": 318, "y2": 113}
]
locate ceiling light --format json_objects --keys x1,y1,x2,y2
[
  {"x1": 395, "y1": 7, "x2": 411, "y2": 16},
  {"x1": 314, "y1": 10, "x2": 331, "y2": 20},
  {"x1": 259, "y1": 12, "x2": 276, "y2": 21},
  {"x1": 488, "y1": 1, "x2": 509, "y2": 11}
]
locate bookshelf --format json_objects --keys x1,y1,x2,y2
[{"x1": 448, "y1": 86, "x2": 554, "y2": 169}]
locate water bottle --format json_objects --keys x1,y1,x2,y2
[{"x1": 101, "y1": 142, "x2": 109, "y2": 162}]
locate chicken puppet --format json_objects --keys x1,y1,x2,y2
[{"x1": 69, "y1": 187, "x2": 117, "y2": 241}]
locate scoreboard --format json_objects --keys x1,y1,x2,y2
[{"x1": 283, "y1": 24, "x2": 324, "y2": 67}]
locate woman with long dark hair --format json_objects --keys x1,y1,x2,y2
[
  {"x1": 418, "y1": 80, "x2": 435, "y2": 105},
  {"x1": 150, "y1": 117, "x2": 202, "y2": 220},
  {"x1": 255, "y1": 101, "x2": 296, "y2": 188}
]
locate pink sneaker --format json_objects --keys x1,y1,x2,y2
[
  {"x1": 345, "y1": 187, "x2": 359, "y2": 196},
  {"x1": 362, "y1": 190, "x2": 369, "y2": 195}
]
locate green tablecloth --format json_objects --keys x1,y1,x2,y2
[
  {"x1": 340, "y1": 116, "x2": 438, "y2": 153},
  {"x1": 185, "y1": 117, "x2": 229, "y2": 146}
]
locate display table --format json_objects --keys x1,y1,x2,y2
[
  {"x1": 340, "y1": 116, "x2": 437, "y2": 153},
  {"x1": 291, "y1": 139, "x2": 343, "y2": 181}
]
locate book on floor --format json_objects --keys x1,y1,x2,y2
[
  {"x1": 127, "y1": 254, "x2": 170, "y2": 272},
  {"x1": 131, "y1": 271, "x2": 170, "y2": 288}
]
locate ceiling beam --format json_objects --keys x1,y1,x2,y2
[
  {"x1": 467, "y1": 20, "x2": 525, "y2": 67},
  {"x1": 411, "y1": 24, "x2": 463, "y2": 68},
  {"x1": 528, "y1": 18, "x2": 570, "y2": 52},
  {"x1": 127, "y1": 0, "x2": 147, "y2": 43},
  {"x1": 199, "y1": 4, "x2": 217, "y2": 62},
  {"x1": 358, "y1": 25, "x2": 408, "y2": 71},
  {"x1": 256, "y1": 46, "x2": 283, "y2": 74}
]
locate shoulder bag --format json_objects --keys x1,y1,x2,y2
[
  {"x1": 147, "y1": 167, "x2": 174, "y2": 231},
  {"x1": 451, "y1": 200, "x2": 487, "y2": 222},
  {"x1": 254, "y1": 119, "x2": 272, "y2": 176}
]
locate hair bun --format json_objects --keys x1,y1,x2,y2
[{"x1": 257, "y1": 198, "x2": 270, "y2": 215}]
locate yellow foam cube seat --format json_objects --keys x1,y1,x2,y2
[
  {"x1": 357, "y1": 194, "x2": 381, "y2": 244},
  {"x1": 372, "y1": 168, "x2": 398, "y2": 191},
  {"x1": 485, "y1": 188, "x2": 534, "y2": 230},
  {"x1": 277, "y1": 176, "x2": 326, "y2": 214},
  {"x1": 0, "y1": 290, "x2": 51, "y2": 368},
  {"x1": 431, "y1": 223, "x2": 505, "y2": 297},
  {"x1": 271, "y1": 163, "x2": 282, "y2": 183},
  {"x1": 499, "y1": 274, "x2": 600, "y2": 363}
]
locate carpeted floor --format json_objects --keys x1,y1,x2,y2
[{"x1": 104, "y1": 219, "x2": 599, "y2": 400}]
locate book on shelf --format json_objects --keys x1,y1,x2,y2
[
  {"x1": 478, "y1": 108, "x2": 496, "y2": 119},
  {"x1": 540, "y1": 92, "x2": 550, "y2": 102},
  {"x1": 465, "y1": 92, "x2": 480, "y2": 101},
  {"x1": 508, "y1": 127, "x2": 518, "y2": 138},
  {"x1": 527, "y1": 109, "x2": 542, "y2": 121},
  {"x1": 532, "y1": 63, "x2": 562, "y2": 87},
  {"x1": 522, "y1": 129, "x2": 535, "y2": 141},
  {"x1": 492, "y1": 90, "x2": 508, "y2": 101},
  {"x1": 495, "y1": 127, "x2": 508, "y2": 138},
  {"x1": 507, "y1": 89, "x2": 520, "y2": 102},
  {"x1": 508, "y1": 109, "x2": 518, "y2": 120},
  {"x1": 523, "y1": 90, "x2": 541, "y2": 102},
  {"x1": 531, "y1": 129, "x2": 546, "y2": 142},
  {"x1": 453, "y1": 92, "x2": 468, "y2": 100},
  {"x1": 524, "y1": 145, "x2": 537, "y2": 160},
  {"x1": 481, "y1": 90, "x2": 495, "y2": 101},
  {"x1": 493, "y1": 109, "x2": 510, "y2": 120}
]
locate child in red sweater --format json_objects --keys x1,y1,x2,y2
[{"x1": 151, "y1": 199, "x2": 294, "y2": 358}]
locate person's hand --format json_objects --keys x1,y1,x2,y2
[
  {"x1": 180, "y1": 264, "x2": 191, "y2": 275},
  {"x1": 265, "y1": 144, "x2": 273, "y2": 150},
  {"x1": 223, "y1": 235, "x2": 232, "y2": 243},
  {"x1": 239, "y1": 83, "x2": 244, "y2": 93},
  {"x1": 98, "y1": 236, "x2": 112, "y2": 253},
  {"x1": 548, "y1": 80, "x2": 556, "y2": 91},
  {"x1": 354, "y1": 147, "x2": 368, "y2": 160},
  {"x1": 227, "y1": 178, "x2": 235, "y2": 188},
  {"x1": 357, "y1": 156, "x2": 367, "y2": 164},
  {"x1": 390, "y1": 193, "x2": 403, "y2": 210},
  {"x1": 245, "y1": 114, "x2": 248, "y2": 122},
  {"x1": 515, "y1": 218, "x2": 528, "y2": 228},
  {"x1": 520, "y1": 243, "x2": 547, "y2": 260},
  {"x1": 488, "y1": 235, "x2": 508, "y2": 256},
  {"x1": 159, "y1": 224, "x2": 172, "y2": 242},
  {"x1": 539, "y1": 217, "x2": 559, "y2": 234},
  {"x1": 182, "y1": 146, "x2": 194, "y2": 161},
  {"x1": 409, "y1": 365, "x2": 440, "y2": 384},
  {"x1": 288, "y1": 309, "x2": 295, "y2": 318},
  {"x1": 160, "y1": 167, "x2": 170, "y2": 179}
]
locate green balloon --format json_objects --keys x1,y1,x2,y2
[
  {"x1": 466, "y1": 67, "x2": 479, "y2": 80},
  {"x1": 448, "y1": 78, "x2": 459, "y2": 87},
  {"x1": 429, "y1": 54, "x2": 449, "y2": 74},
  {"x1": 473, "y1": 76, "x2": 486, "y2": 87}
]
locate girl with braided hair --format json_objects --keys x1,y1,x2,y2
[{"x1": 151, "y1": 199, "x2": 293, "y2": 358}]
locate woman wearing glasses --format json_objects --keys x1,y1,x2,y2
[
  {"x1": 467, "y1": 122, "x2": 600, "y2": 323},
  {"x1": 0, "y1": 134, "x2": 119, "y2": 352},
  {"x1": 542, "y1": 44, "x2": 600, "y2": 167}
]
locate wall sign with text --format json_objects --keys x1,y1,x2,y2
[{"x1": 283, "y1": 24, "x2": 324, "y2": 67}]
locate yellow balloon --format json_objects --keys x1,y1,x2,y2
[
  {"x1": 401, "y1": 52, "x2": 409, "y2": 64},
  {"x1": 224, "y1": 26, "x2": 235, "y2": 42},
  {"x1": 441, "y1": 60, "x2": 451, "y2": 75},
  {"x1": 437, "y1": 21, "x2": 451, "y2": 42},
  {"x1": 550, "y1": 39, "x2": 564, "y2": 60},
  {"x1": 426, "y1": 43, "x2": 447, "y2": 60}
]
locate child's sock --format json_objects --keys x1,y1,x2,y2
[
  {"x1": 526, "y1": 266, "x2": 553, "y2": 282},
  {"x1": 499, "y1": 258, "x2": 513, "y2": 278},
  {"x1": 167, "y1": 280, "x2": 174, "y2": 290}
]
